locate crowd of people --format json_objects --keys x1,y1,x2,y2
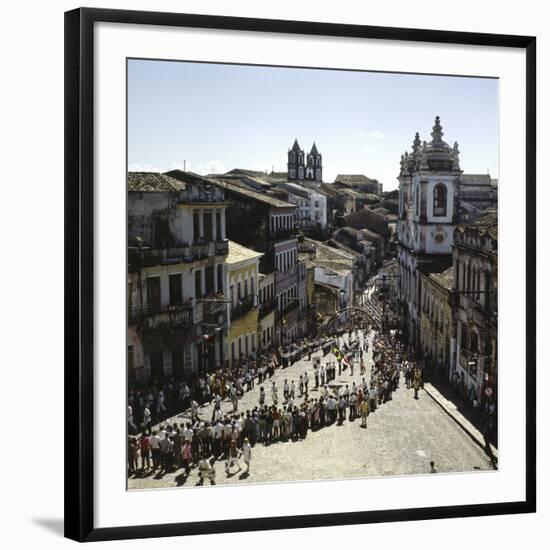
[{"x1": 127, "y1": 315, "x2": 430, "y2": 483}]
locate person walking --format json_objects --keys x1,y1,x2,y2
[
  {"x1": 271, "y1": 381, "x2": 278, "y2": 406},
  {"x1": 139, "y1": 433, "x2": 151, "y2": 471},
  {"x1": 360, "y1": 398, "x2": 369, "y2": 428},
  {"x1": 413, "y1": 376, "x2": 420, "y2": 400},
  {"x1": 182, "y1": 440, "x2": 192, "y2": 476},
  {"x1": 149, "y1": 430, "x2": 161, "y2": 470},
  {"x1": 225, "y1": 439, "x2": 241, "y2": 474}
]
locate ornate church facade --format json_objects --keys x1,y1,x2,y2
[
  {"x1": 287, "y1": 139, "x2": 323, "y2": 182},
  {"x1": 396, "y1": 116, "x2": 496, "y2": 351}
]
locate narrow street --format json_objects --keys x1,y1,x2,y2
[{"x1": 128, "y1": 321, "x2": 494, "y2": 490}]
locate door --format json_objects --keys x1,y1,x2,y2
[
  {"x1": 146, "y1": 276, "x2": 161, "y2": 311},
  {"x1": 150, "y1": 351, "x2": 164, "y2": 383},
  {"x1": 172, "y1": 348, "x2": 184, "y2": 379},
  {"x1": 169, "y1": 273, "x2": 182, "y2": 305}
]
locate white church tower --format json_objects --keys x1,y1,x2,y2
[{"x1": 397, "y1": 116, "x2": 462, "y2": 346}]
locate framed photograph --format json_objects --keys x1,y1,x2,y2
[{"x1": 65, "y1": 7, "x2": 536, "y2": 542}]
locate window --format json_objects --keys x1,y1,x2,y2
[
  {"x1": 205, "y1": 266, "x2": 214, "y2": 296},
  {"x1": 203, "y1": 212, "x2": 213, "y2": 241},
  {"x1": 169, "y1": 273, "x2": 183, "y2": 305},
  {"x1": 172, "y1": 348, "x2": 184, "y2": 378},
  {"x1": 153, "y1": 217, "x2": 170, "y2": 247},
  {"x1": 215, "y1": 211, "x2": 222, "y2": 240},
  {"x1": 193, "y1": 211, "x2": 200, "y2": 242},
  {"x1": 146, "y1": 277, "x2": 161, "y2": 309},
  {"x1": 433, "y1": 184, "x2": 447, "y2": 216},
  {"x1": 217, "y1": 264, "x2": 223, "y2": 294},
  {"x1": 195, "y1": 270, "x2": 202, "y2": 299}
]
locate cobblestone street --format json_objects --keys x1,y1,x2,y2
[{"x1": 128, "y1": 330, "x2": 494, "y2": 491}]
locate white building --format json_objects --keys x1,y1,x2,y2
[
  {"x1": 396, "y1": 116, "x2": 497, "y2": 349},
  {"x1": 397, "y1": 117, "x2": 463, "y2": 347},
  {"x1": 274, "y1": 182, "x2": 328, "y2": 230}
]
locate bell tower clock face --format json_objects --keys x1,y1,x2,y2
[{"x1": 434, "y1": 233, "x2": 444, "y2": 244}]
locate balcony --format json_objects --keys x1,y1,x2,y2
[
  {"x1": 128, "y1": 243, "x2": 214, "y2": 268},
  {"x1": 231, "y1": 297, "x2": 255, "y2": 321},
  {"x1": 191, "y1": 242, "x2": 209, "y2": 260},
  {"x1": 128, "y1": 304, "x2": 193, "y2": 331},
  {"x1": 215, "y1": 239, "x2": 229, "y2": 256},
  {"x1": 178, "y1": 184, "x2": 227, "y2": 204},
  {"x1": 199, "y1": 297, "x2": 227, "y2": 314},
  {"x1": 259, "y1": 298, "x2": 277, "y2": 318}
]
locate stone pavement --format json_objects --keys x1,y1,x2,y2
[{"x1": 129, "y1": 329, "x2": 495, "y2": 491}]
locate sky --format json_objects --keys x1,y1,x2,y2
[{"x1": 128, "y1": 59, "x2": 498, "y2": 191}]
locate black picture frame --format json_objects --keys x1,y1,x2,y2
[{"x1": 65, "y1": 7, "x2": 536, "y2": 542}]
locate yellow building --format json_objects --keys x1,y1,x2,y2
[
  {"x1": 420, "y1": 267, "x2": 453, "y2": 366},
  {"x1": 226, "y1": 241, "x2": 262, "y2": 366},
  {"x1": 258, "y1": 272, "x2": 276, "y2": 350}
]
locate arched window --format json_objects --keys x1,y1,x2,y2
[{"x1": 433, "y1": 183, "x2": 447, "y2": 216}]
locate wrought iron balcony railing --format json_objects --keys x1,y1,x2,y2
[
  {"x1": 128, "y1": 304, "x2": 193, "y2": 331},
  {"x1": 231, "y1": 297, "x2": 255, "y2": 321}
]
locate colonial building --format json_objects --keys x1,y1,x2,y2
[
  {"x1": 226, "y1": 241, "x2": 262, "y2": 366},
  {"x1": 287, "y1": 139, "x2": 322, "y2": 182},
  {"x1": 272, "y1": 181, "x2": 328, "y2": 231},
  {"x1": 450, "y1": 211, "x2": 497, "y2": 402},
  {"x1": 206, "y1": 177, "x2": 308, "y2": 344},
  {"x1": 127, "y1": 171, "x2": 229, "y2": 384},
  {"x1": 419, "y1": 266, "x2": 454, "y2": 369},
  {"x1": 258, "y1": 272, "x2": 276, "y2": 350},
  {"x1": 396, "y1": 116, "x2": 496, "y2": 347}
]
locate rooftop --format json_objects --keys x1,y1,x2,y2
[
  {"x1": 213, "y1": 179, "x2": 296, "y2": 209},
  {"x1": 128, "y1": 172, "x2": 184, "y2": 193},
  {"x1": 334, "y1": 174, "x2": 377, "y2": 184},
  {"x1": 458, "y1": 209, "x2": 498, "y2": 240},
  {"x1": 226, "y1": 240, "x2": 263, "y2": 265},
  {"x1": 274, "y1": 182, "x2": 311, "y2": 199},
  {"x1": 429, "y1": 266, "x2": 454, "y2": 291}
]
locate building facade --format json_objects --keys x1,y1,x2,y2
[
  {"x1": 258, "y1": 272, "x2": 276, "y2": 350},
  {"x1": 397, "y1": 117, "x2": 463, "y2": 347},
  {"x1": 226, "y1": 241, "x2": 262, "y2": 366},
  {"x1": 419, "y1": 267, "x2": 454, "y2": 369},
  {"x1": 127, "y1": 172, "x2": 229, "y2": 384},
  {"x1": 208, "y1": 178, "x2": 307, "y2": 346},
  {"x1": 450, "y1": 211, "x2": 498, "y2": 402}
]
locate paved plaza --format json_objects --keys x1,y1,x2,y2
[{"x1": 128, "y1": 330, "x2": 494, "y2": 491}]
